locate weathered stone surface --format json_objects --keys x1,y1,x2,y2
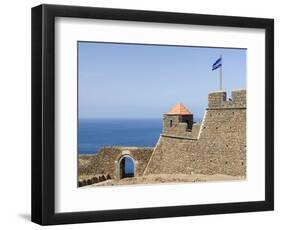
[
  {"x1": 208, "y1": 89, "x2": 246, "y2": 109},
  {"x1": 163, "y1": 114, "x2": 194, "y2": 135},
  {"x1": 78, "y1": 89, "x2": 246, "y2": 182},
  {"x1": 78, "y1": 147, "x2": 154, "y2": 179},
  {"x1": 144, "y1": 89, "x2": 246, "y2": 176}
]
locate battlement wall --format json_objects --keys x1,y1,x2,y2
[
  {"x1": 208, "y1": 89, "x2": 246, "y2": 109},
  {"x1": 144, "y1": 91, "x2": 246, "y2": 176}
]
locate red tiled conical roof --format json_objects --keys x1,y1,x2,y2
[{"x1": 166, "y1": 103, "x2": 192, "y2": 115}]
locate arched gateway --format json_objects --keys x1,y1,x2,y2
[{"x1": 116, "y1": 154, "x2": 136, "y2": 179}]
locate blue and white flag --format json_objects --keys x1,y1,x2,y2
[{"x1": 212, "y1": 57, "x2": 222, "y2": 70}]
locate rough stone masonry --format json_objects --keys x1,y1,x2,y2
[{"x1": 78, "y1": 89, "x2": 246, "y2": 183}]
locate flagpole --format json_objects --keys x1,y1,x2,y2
[{"x1": 220, "y1": 55, "x2": 222, "y2": 91}]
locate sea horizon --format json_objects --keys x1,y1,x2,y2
[
  {"x1": 78, "y1": 118, "x2": 162, "y2": 154},
  {"x1": 78, "y1": 117, "x2": 202, "y2": 154}
]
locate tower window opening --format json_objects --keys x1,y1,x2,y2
[{"x1": 169, "y1": 120, "x2": 173, "y2": 127}]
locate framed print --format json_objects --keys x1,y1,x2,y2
[{"x1": 31, "y1": 4, "x2": 274, "y2": 225}]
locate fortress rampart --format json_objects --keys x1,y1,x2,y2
[
  {"x1": 208, "y1": 89, "x2": 246, "y2": 109},
  {"x1": 144, "y1": 89, "x2": 246, "y2": 176},
  {"x1": 78, "y1": 89, "x2": 246, "y2": 186}
]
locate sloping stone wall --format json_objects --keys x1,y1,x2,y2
[{"x1": 144, "y1": 90, "x2": 246, "y2": 176}]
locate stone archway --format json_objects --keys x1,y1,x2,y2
[{"x1": 116, "y1": 154, "x2": 136, "y2": 179}]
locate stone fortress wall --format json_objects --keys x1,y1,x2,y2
[
  {"x1": 79, "y1": 147, "x2": 153, "y2": 180},
  {"x1": 144, "y1": 89, "x2": 246, "y2": 176},
  {"x1": 78, "y1": 89, "x2": 246, "y2": 185}
]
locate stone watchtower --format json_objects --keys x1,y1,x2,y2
[{"x1": 163, "y1": 103, "x2": 193, "y2": 135}]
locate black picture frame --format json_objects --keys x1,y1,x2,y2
[{"x1": 31, "y1": 4, "x2": 274, "y2": 225}]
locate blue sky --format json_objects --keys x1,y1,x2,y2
[{"x1": 78, "y1": 42, "x2": 246, "y2": 119}]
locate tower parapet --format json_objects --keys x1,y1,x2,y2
[
  {"x1": 163, "y1": 103, "x2": 193, "y2": 136},
  {"x1": 208, "y1": 89, "x2": 246, "y2": 109}
]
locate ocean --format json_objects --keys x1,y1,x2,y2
[{"x1": 78, "y1": 118, "x2": 162, "y2": 154}]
